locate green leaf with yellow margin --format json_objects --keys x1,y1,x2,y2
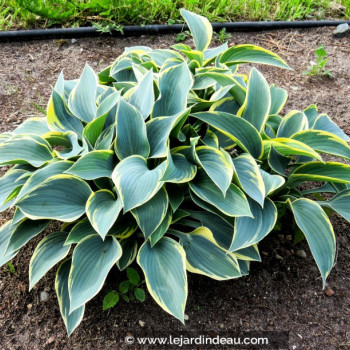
[
  {"x1": 179, "y1": 227, "x2": 241, "y2": 280},
  {"x1": 289, "y1": 198, "x2": 336, "y2": 287},
  {"x1": 189, "y1": 170, "x2": 252, "y2": 217},
  {"x1": 192, "y1": 111, "x2": 263, "y2": 159},
  {"x1": 112, "y1": 155, "x2": 166, "y2": 212},
  {"x1": 17, "y1": 175, "x2": 92, "y2": 222},
  {"x1": 137, "y1": 237, "x2": 187, "y2": 322},
  {"x1": 69, "y1": 234, "x2": 122, "y2": 312},
  {"x1": 86, "y1": 190, "x2": 123, "y2": 240},
  {"x1": 219, "y1": 44, "x2": 291, "y2": 69},
  {"x1": 56, "y1": 259, "x2": 85, "y2": 336},
  {"x1": 29, "y1": 231, "x2": 70, "y2": 290}
]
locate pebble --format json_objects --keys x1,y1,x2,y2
[
  {"x1": 184, "y1": 314, "x2": 189, "y2": 321},
  {"x1": 295, "y1": 249, "x2": 307, "y2": 259},
  {"x1": 219, "y1": 323, "x2": 225, "y2": 329},
  {"x1": 71, "y1": 39, "x2": 77, "y2": 44},
  {"x1": 46, "y1": 336, "x2": 55, "y2": 344},
  {"x1": 27, "y1": 303, "x2": 32, "y2": 309},
  {"x1": 333, "y1": 23, "x2": 349, "y2": 38},
  {"x1": 40, "y1": 291, "x2": 49, "y2": 302},
  {"x1": 325, "y1": 288, "x2": 335, "y2": 297},
  {"x1": 275, "y1": 254, "x2": 283, "y2": 260},
  {"x1": 138, "y1": 320, "x2": 145, "y2": 327}
]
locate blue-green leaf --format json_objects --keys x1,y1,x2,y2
[{"x1": 137, "y1": 237, "x2": 187, "y2": 322}]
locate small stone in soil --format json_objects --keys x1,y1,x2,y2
[
  {"x1": 333, "y1": 23, "x2": 349, "y2": 38},
  {"x1": 46, "y1": 335, "x2": 55, "y2": 344},
  {"x1": 138, "y1": 320, "x2": 145, "y2": 327},
  {"x1": 71, "y1": 39, "x2": 77, "y2": 44},
  {"x1": 27, "y1": 304, "x2": 32, "y2": 309},
  {"x1": 275, "y1": 254, "x2": 283, "y2": 260},
  {"x1": 325, "y1": 288, "x2": 335, "y2": 297},
  {"x1": 184, "y1": 314, "x2": 189, "y2": 321},
  {"x1": 296, "y1": 250, "x2": 307, "y2": 259},
  {"x1": 40, "y1": 291, "x2": 49, "y2": 302},
  {"x1": 219, "y1": 323, "x2": 225, "y2": 329}
]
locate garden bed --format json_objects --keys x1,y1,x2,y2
[{"x1": 0, "y1": 27, "x2": 349, "y2": 349}]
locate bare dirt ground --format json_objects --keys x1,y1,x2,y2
[{"x1": 0, "y1": 27, "x2": 349, "y2": 350}]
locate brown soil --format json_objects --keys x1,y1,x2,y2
[{"x1": 0, "y1": 28, "x2": 350, "y2": 350}]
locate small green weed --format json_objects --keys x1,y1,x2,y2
[
  {"x1": 302, "y1": 45, "x2": 333, "y2": 78},
  {"x1": 214, "y1": 28, "x2": 232, "y2": 43},
  {"x1": 103, "y1": 267, "x2": 146, "y2": 311}
]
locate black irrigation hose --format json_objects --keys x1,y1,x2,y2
[{"x1": 0, "y1": 20, "x2": 349, "y2": 42}]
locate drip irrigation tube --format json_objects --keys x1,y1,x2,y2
[{"x1": 0, "y1": 20, "x2": 349, "y2": 42}]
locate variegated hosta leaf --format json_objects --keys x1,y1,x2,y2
[
  {"x1": 65, "y1": 217, "x2": 97, "y2": 246},
  {"x1": 56, "y1": 259, "x2": 85, "y2": 336},
  {"x1": 86, "y1": 190, "x2": 123, "y2": 240},
  {"x1": 189, "y1": 170, "x2": 252, "y2": 217},
  {"x1": 131, "y1": 187, "x2": 168, "y2": 239},
  {"x1": 68, "y1": 64, "x2": 97, "y2": 123},
  {"x1": 259, "y1": 168, "x2": 285, "y2": 195},
  {"x1": 0, "y1": 169, "x2": 29, "y2": 212},
  {"x1": 0, "y1": 222, "x2": 19, "y2": 266},
  {"x1": 304, "y1": 104, "x2": 318, "y2": 127},
  {"x1": 0, "y1": 135, "x2": 53, "y2": 167},
  {"x1": 289, "y1": 198, "x2": 336, "y2": 287},
  {"x1": 313, "y1": 113, "x2": 350, "y2": 142},
  {"x1": 44, "y1": 131, "x2": 83, "y2": 160},
  {"x1": 234, "y1": 244, "x2": 261, "y2": 262},
  {"x1": 124, "y1": 69, "x2": 154, "y2": 119},
  {"x1": 83, "y1": 114, "x2": 108, "y2": 147},
  {"x1": 203, "y1": 42, "x2": 228, "y2": 64},
  {"x1": 238, "y1": 68, "x2": 271, "y2": 133},
  {"x1": 29, "y1": 231, "x2": 70, "y2": 290},
  {"x1": 15, "y1": 160, "x2": 73, "y2": 203},
  {"x1": 269, "y1": 85, "x2": 288, "y2": 115},
  {"x1": 66, "y1": 150, "x2": 115, "y2": 180},
  {"x1": 179, "y1": 227, "x2": 241, "y2": 280},
  {"x1": 161, "y1": 152, "x2": 197, "y2": 184},
  {"x1": 95, "y1": 90, "x2": 120, "y2": 126},
  {"x1": 180, "y1": 9, "x2": 212, "y2": 52},
  {"x1": 137, "y1": 237, "x2": 187, "y2": 322},
  {"x1": 117, "y1": 238, "x2": 138, "y2": 271},
  {"x1": 112, "y1": 155, "x2": 166, "y2": 212},
  {"x1": 320, "y1": 189, "x2": 350, "y2": 222},
  {"x1": 291, "y1": 130, "x2": 350, "y2": 160},
  {"x1": 47, "y1": 89, "x2": 84, "y2": 137},
  {"x1": 265, "y1": 138, "x2": 322, "y2": 161},
  {"x1": 17, "y1": 175, "x2": 92, "y2": 222},
  {"x1": 195, "y1": 146, "x2": 234, "y2": 195},
  {"x1": 13, "y1": 117, "x2": 51, "y2": 137},
  {"x1": 193, "y1": 111, "x2": 263, "y2": 159},
  {"x1": 219, "y1": 44, "x2": 291, "y2": 69},
  {"x1": 115, "y1": 98, "x2": 150, "y2": 160},
  {"x1": 69, "y1": 235, "x2": 122, "y2": 312},
  {"x1": 5, "y1": 219, "x2": 50, "y2": 256},
  {"x1": 187, "y1": 210, "x2": 234, "y2": 249},
  {"x1": 233, "y1": 153, "x2": 265, "y2": 207},
  {"x1": 289, "y1": 162, "x2": 350, "y2": 185},
  {"x1": 276, "y1": 111, "x2": 308, "y2": 138},
  {"x1": 147, "y1": 49, "x2": 183, "y2": 67},
  {"x1": 153, "y1": 62, "x2": 193, "y2": 118},
  {"x1": 229, "y1": 198, "x2": 277, "y2": 252},
  {"x1": 147, "y1": 109, "x2": 190, "y2": 158},
  {"x1": 268, "y1": 145, "x2": 290, "y2": 176},
  {"x1": 149, "y1": 208, "x2": 172, "y2": 247}
]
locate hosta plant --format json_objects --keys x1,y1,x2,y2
[{"x1": 1, "y1": 9, "x2": 350, "y2": 336}]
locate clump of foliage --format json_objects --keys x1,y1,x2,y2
[
  {"x1": 1, "y1": 9, "x2": 350, "y2": 336},
  {"x1": 302, "y1": 44, "x2": 333, "y2": 78},
  {"x1": 103, "y1": 267, "x2": 145, "y2": 310}
]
